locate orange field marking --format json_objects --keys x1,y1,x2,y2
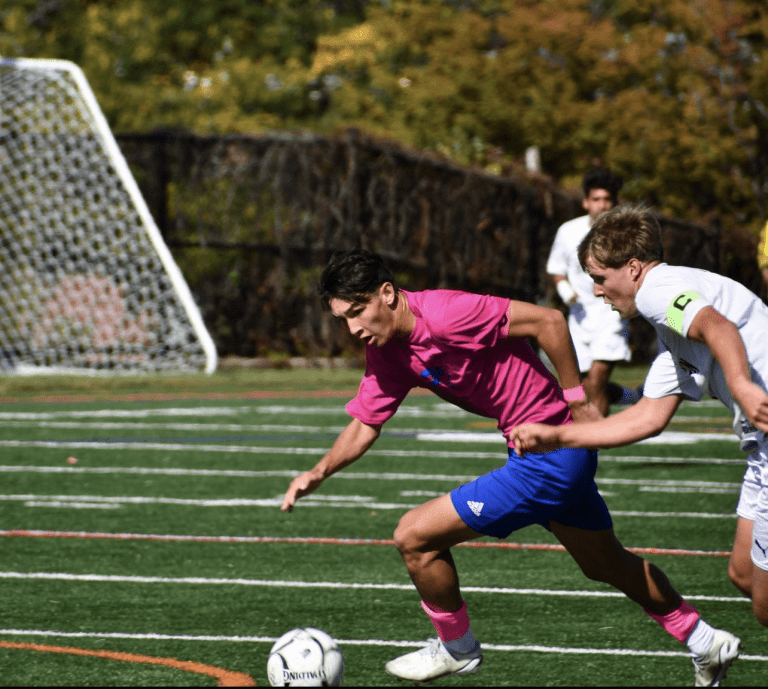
[{"x1": 0, "y1": 640, "x2": 256, "y2": 686}]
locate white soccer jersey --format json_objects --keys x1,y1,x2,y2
[
  {"x1": 546, "y1": 215, "x2": 627, "y2": 334},
  {"x1": 637, "y1": 263, "x2": 768, "y2": 439}
]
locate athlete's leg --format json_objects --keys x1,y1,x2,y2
[
  {"x1": 728, "y1": 516, "x2": 755, "y2": 598},
  {"x1": 753, "y1": 567, "x2": 768, "y2": 626},
  {"x1": 386, "y1": 495, "x2": 484, "y2": 681},
  {"x1": 550, "y1": 519, "x2": 742, "y2": 685},
  {"x1": 582, "y1": 360, "x2": 615, "y2": 417},
  {"x1": 549, "y1": 521, "x2": 681, "y2": 613},
  {"x1": 750, "y1": 509, "x2": 768, "y2": 626},
  {"x1": 392, "y1": 494, "x2": 482, "y2": 611}
]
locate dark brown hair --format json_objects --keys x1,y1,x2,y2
[{"x1": 317, "y1": 250, "x2": 397, "y2": 308}]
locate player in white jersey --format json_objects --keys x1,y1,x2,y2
[
  {"x1": 546, "y1": 168, "x2": 640, "y2": 415},
  {"x1": 512, "y1": 204, "x2": 768, "y2": 648}
]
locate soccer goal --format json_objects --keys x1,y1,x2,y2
[{"x1": 0, "y1": 57, "x2": 217, "y2": 374}]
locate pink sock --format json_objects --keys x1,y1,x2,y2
[
  {"x1": 644, "y1": 600, "x2": 700, "y2": 643},
  {"x1": 421, "y1": 600, "x2": 470, "y2": 642}
]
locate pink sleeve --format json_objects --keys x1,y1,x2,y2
[{"x1": 346, "y1": 351, "x2": 412, "y2": 426}]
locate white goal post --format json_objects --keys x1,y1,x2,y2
[{"x1": 0, "y1": 57, "x2": 217, "y2": 374}]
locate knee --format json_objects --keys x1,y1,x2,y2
[
  {"x1": 727, "y1": 560, "x2": 752, "y2": 597},
  {"x1": 393, "y1": 513, "x2": 421, "y2": 559}
]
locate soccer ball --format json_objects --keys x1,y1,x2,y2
[{"x1": 267, "y1": 627, "x2": 344, "y2": 686}]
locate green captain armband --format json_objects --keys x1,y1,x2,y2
[{"x1": 666, "y1": 290, "x2": 703, "y2": 333}]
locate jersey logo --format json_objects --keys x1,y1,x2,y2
[
  {"x1": 666, "y1": 290, "x2": 703, "y2": 334},
  {"x1": 467, "y1": 501, "x2": 484, "y2": 517},
  {"x1": 678, "y1": 357, "x2": 699, "y2": 375},
  {"x1": 420, "y1": 367, "x2": 457, "y2": 389},
  {"x1": 755, "y1": 539, "x2": 768, "y2": 559}
]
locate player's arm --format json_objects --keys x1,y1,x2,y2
[
  {"x1": 511, "y1": 394, "x2": 684, "y2": 454},
  {"x1": 505, "y1": 300, "x2": 600, "y2": 421},
  {"x1": 687, "y1": 306, "x2": 768, "y2": 432},
  {"x1": 281, "y1": 417, "x2": 381, "y2": 512},
  {"x1": 552, "y1": 275, "x2": 578, "y2": 305}
]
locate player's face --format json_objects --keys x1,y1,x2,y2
[
  {"x1": 583, "y1": 188, "x2": 614, "y2": 222},
  {"x1": 584, "y1": 255, "x2": 639, "y2": 318},
  {"x1": 329, "y1": 283, "x2": 398, "y2": 347}
]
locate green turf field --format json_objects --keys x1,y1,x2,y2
[{"x1": 0, "y1": 366, "x2": 764, "y2": 686}]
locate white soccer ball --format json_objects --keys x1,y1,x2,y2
[{"x1": 267, "y1": 627, "x2": 344, "y2": 687}]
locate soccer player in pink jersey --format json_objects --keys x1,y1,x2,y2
[{"x1": 281, "y1": 249, "x2": 740, "y2": 685}]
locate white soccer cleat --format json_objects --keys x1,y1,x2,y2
[
  {"x1": 692, "y1": 628, "x2": 742, "y2": 687},
  {"x1": 384, "y1": 638, "x2": 482, "y2": 683}
]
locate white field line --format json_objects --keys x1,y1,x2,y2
[
  {"x1": 0, "y1": 571, "x2": 748, "y2": 604},
  {"x1": 0, "y1": 464, "x2": 743, "y2": 490},
  {"x1": 23, "y1": 501, "x2": 121, "y2": 510},
  {"x1": 0, "y1": 438, "x2": 746, "y2": 466},
  {"x1": 0, "y1": 420, "x2": 354, "y2": 433},
  {"x1": 1, "y1": 628, "x2": 766, "y2": 661},
  {"x1": 0, "y1": 407, "x2": 256, "y2": 420},
  {"x1": 0, "y1": 440, "x2": 499, "y2": 459},
  {"x1": 0, "y1": 492, "x2": 738, "y2": 518},
  {"x1": 0, "y1": 405, "x2": 468, "y2": 421},
  {"x1": 0, "y1": 530, "x2": 732, "y2": 558},
  {"x1": 639, "y1": 486, "x2": 739, "y2": 494},
  {"x1": 0, "y1": 400, "x2": 726, "y2": 419},
  {"x1": 0, "y1": 493, "x2": 421, "y2": 510},
  {"x1": 0, "y1": 421, "x2": 738, "y2": 447}
]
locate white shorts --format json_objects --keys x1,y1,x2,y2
[
  {"x1": 568, "y1": 308, "x2": 631, "y2": 373},
  {"x1": 735, "y1": 443, "x2": 768, "y2": 572}
]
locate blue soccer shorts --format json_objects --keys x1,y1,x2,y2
[{"x1": 450, "y1": 446, "x2": 613, "y2": 538}]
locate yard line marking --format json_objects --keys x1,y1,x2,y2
[
  {"x1": 0, "y1": 494, "x2": 420, "y2": 510},
  {"x1": 0, "y1": 641, "x2": 255, "y2": 687},
  {"x1": 417, "y1": 430, "x2": 736, "y2": 444},
  {"x1": 0, "y1": 438, "x2": 746, "y2": 465},
  {"x1": 0, "y1": 407, "x2": 254, "y2": 420},
  {"x1": 0, "y1": 493, "x2": 737, "y2": 517},
  {"x1": 0, "y1": 440, "x2": 501, "y2": 459},
  {"x1": 0, "y1": 465, "x2": 746, "y2": 487},
  {"x1": 23, "y1": 501, "x2": 121, "y2": 510},
  {"x1": 0, "y1": 571, "x2": 747, "y2": 603},
  {"x1": 600, "y1": 456, "x2": 743, "y2": 465},
  {"x1": 0, "y1": 419, "x2": 741, "y2": 453},
  {"x1": 0, "y1": 530, "x2": 733, "y2": 557},
  {"x1": 639, "y1": 486, "x2": 739, "y2": 494},
  {"x1": 1, "y1": 629, "x2": 766, "y2": 662}
]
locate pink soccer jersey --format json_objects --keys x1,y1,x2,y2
[{"x1": 346, "y1": 289, "x2": 572, "y2": 444}]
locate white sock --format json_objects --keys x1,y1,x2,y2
[
  {"x1": 441, "y1": 628, "x2": 479, "y2": 657},
  {"x1": 686, "y1": 619, "x2": 716, "y2": 657}
]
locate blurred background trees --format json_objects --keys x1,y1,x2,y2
[{"x1": 3, "y1": 0, "x2": 768, "y2": 235}]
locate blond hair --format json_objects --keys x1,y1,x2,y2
[{"x1": 578, "y1": 203, "x2": 664, "y2": 269}]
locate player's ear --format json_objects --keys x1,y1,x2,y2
[
  {"x1": 627, "y1": 258, "x2": 643, "y2": 279},
  {"x1": 380, "y1": 281, "x2": 396, "y2": 306}
]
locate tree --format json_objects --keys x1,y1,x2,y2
[{"x1": 4, "y1": 0, "x2": 768, "y2": 233}]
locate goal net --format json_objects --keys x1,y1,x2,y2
[{"x1": 0, "y1": 57, "x2": 217, "y2": 374}]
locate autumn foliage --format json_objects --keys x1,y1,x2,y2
[{"x1": 3, "y1": 0, "x2": 768, "y2": 235}]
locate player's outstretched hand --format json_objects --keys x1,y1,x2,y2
[
  {"x1": 734, "y1": 381, "x2": 768, "y2": 434},
  {"x1": 510, "y1": 423, "x2": 562, "y2": 456},
  {"x1": 281, "y1": 469, "x2": 325, "y2": 512}
]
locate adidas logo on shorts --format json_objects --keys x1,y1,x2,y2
[{"x1": 467, "y1": 501, "x2": 484, "y2": 517}]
